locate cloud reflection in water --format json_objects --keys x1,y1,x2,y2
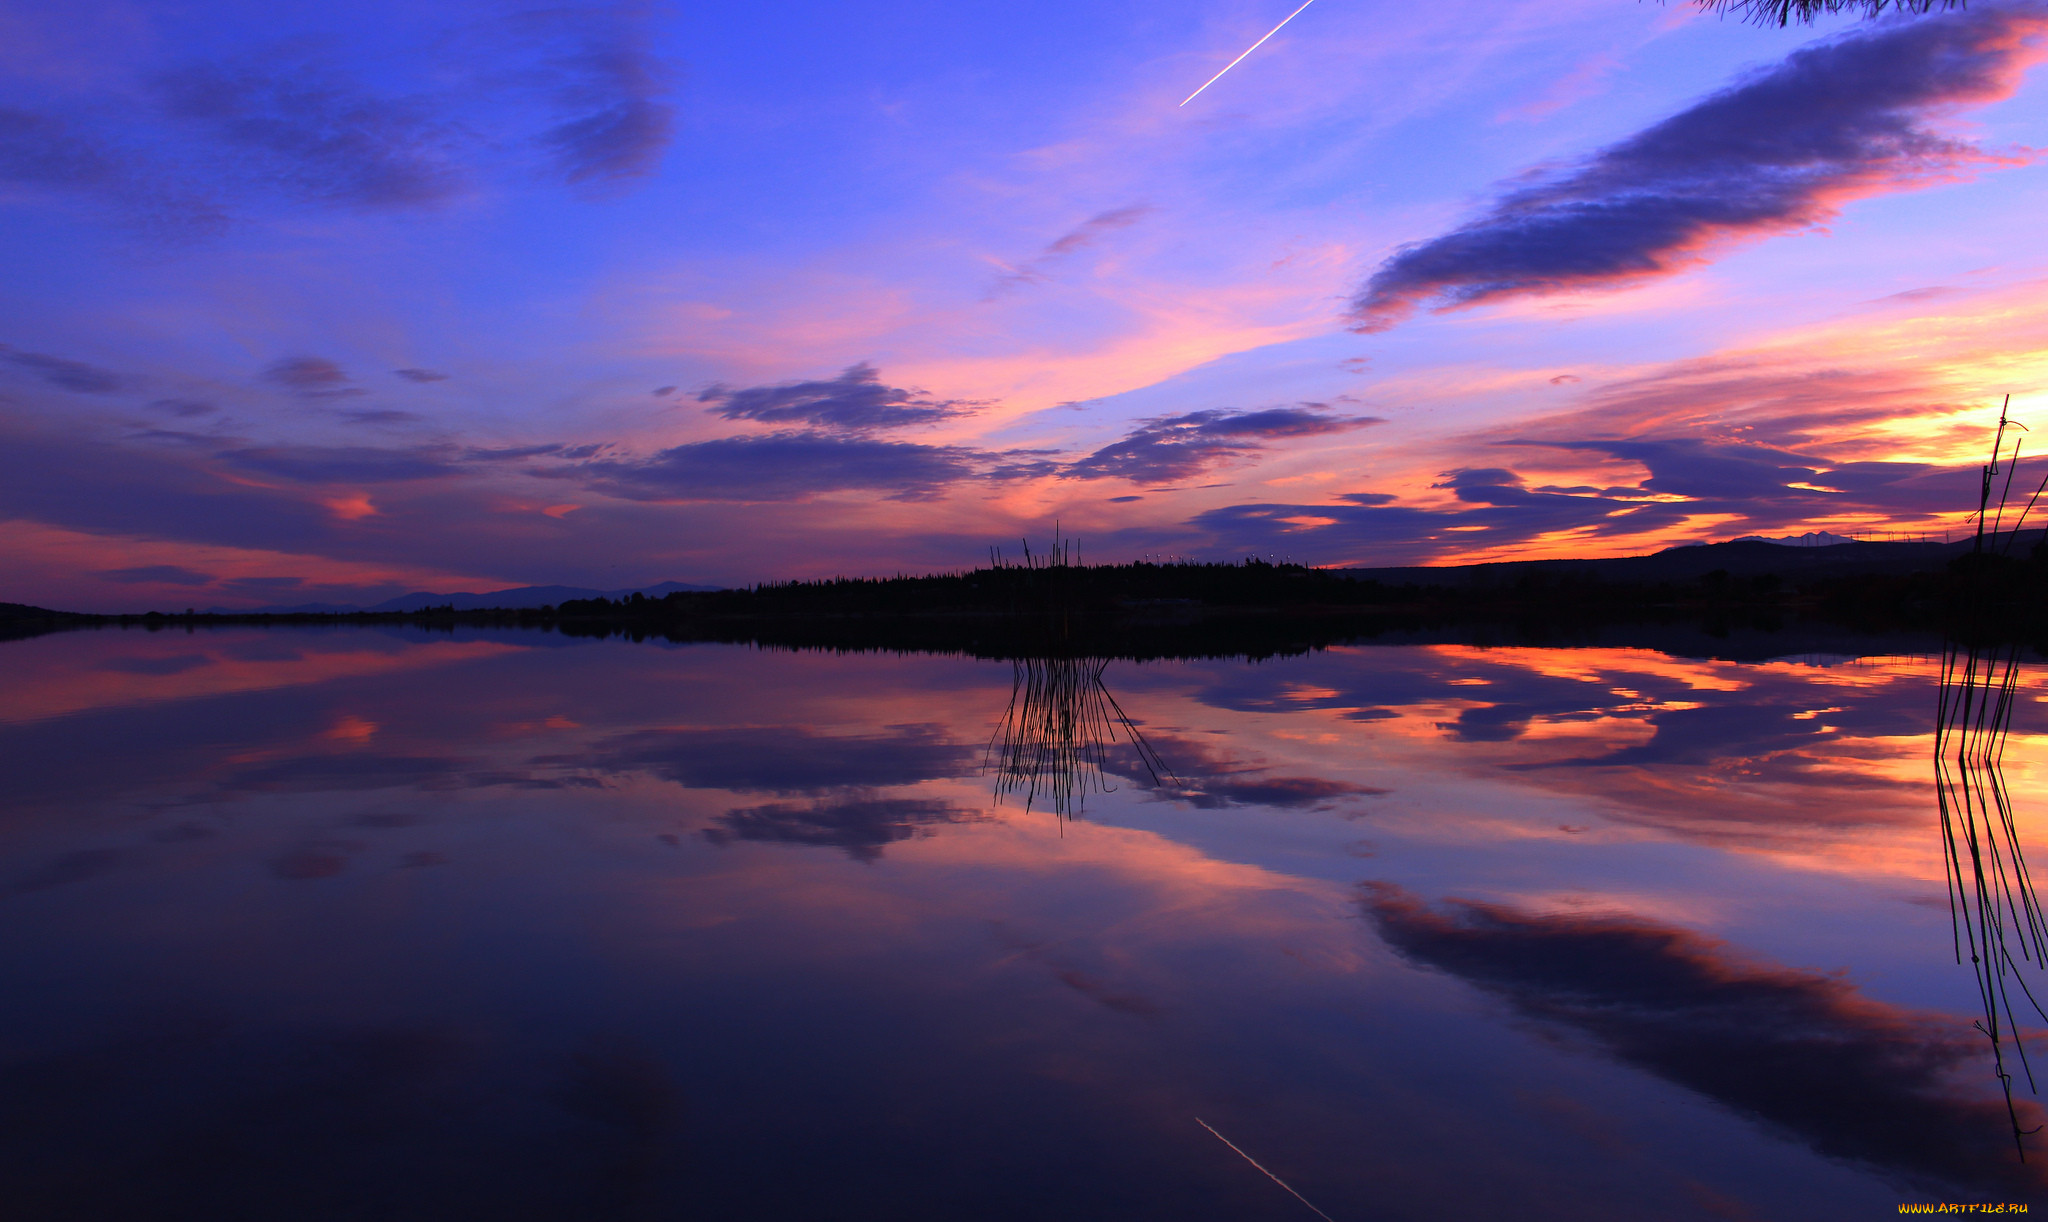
[
  {"x1": 704, "y1": 796, "x2": 983, "y2": 862},
  {"x1": 1360, "y1": 883, "x2": 2046, "y2": 1195}
]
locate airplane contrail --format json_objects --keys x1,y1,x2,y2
[
  {"x1": 1179, "y1": 0, "x2": 1322, "y2": 107},
  {"x1": 1194, "y1": 1116, "x2": 1337, "y2": 1221}
]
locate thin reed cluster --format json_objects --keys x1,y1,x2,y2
[
  {"x1": 985, "y1": 657, "x2": 1173, "y2": 819},
  {"x1": 1935, "y1": 637, "x2": 2045, "y2": 1157},
  {"x1": 1971, "y1": 398, "x2": 2048, "y2": 558},
  {"x1": 1936, "y1": 402, "x2": 2048, "y2": 1158}
]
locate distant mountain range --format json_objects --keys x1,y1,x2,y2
[
  {"x1": 1731, "y1": 531, "x2": 1866, "y2": 547},
  {"x1": 221, "y1": 580, "x2": 726, "y2": 615}
]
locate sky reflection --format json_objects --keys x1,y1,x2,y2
[{"x1": 1, "y1": 625, "x2": 2043, "y2": 1217}]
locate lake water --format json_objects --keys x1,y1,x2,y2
[{"x1": 2, "y1": 623, "x2": 2043, "y2": 1219}]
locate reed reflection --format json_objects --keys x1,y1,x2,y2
[
  {"x1": 985, "y1": 657, "x2": 1174, "y2": 819},
  {"x1": 1936, "y1": 637, "x2": 2048, "y2": 1154}
]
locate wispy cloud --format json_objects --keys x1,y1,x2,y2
[
  {"x1": 987, "y1": 205, "x2": 1153, "y2": 296},
  {"x1": 1065, "y1": 406, "x2": 1382, "y2": 483},
  {"x1": 526, "y1": 5, "x2": 677, "y2": 189},
  {"x1": 148, "y1": 398, "x2": 218, "y2": 417},
  {"x1": 0, "y1": 106, "x2": 228, "y2": 234},
  {"x1": 5, "y1": 349, "x2": 123, "y2": 393},
  {"x1": 217, "y1": 444, "x2": 461, "y2": 484},
  {"x1": 154, "y1": 56, "x2": 468, "y2": 208},
  {"x1": 339, "y1": 408, "x2": 423, "y2": 427},
  {"x1": 0, "y1": 3, "x2": 678, "y2": 235},
  {"x1": 0, "y1": 108, "x2": 110, "y2": 190},
  {"x1": 1351, "y1": 7, "x2": 2048, "y2": 331}
]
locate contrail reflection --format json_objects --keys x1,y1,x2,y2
[{"x1": 1194, "y1": 1117, "x2": 1336, "y2": 1222}]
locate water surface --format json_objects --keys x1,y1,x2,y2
[{"x1": 2, "y1": 624, "x2": 2042, "y2": 1219}]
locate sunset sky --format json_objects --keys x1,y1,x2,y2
[{"x1": 4, "y1": 0, "x2": 2047, "y2": 609}]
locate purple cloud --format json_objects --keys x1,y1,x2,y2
[
  {"x1": 6, "y1": 351, "x2": 123, "y2": 393},
  {"x1": 263, "y1": 356, "x2": 364, "y2": 399},
  {"x1": 575, "y1": 432, "x2": 982, "y2": 502},
  {"x1": 1351, "y1": 8, "x2": 2047, "y2": 331},
  {"x1": 1065, "y1": 407, "x2": 1382, "y2": 483},
  {"x1": 698, "y1": 363, "x2": 985, "y2": 432}
]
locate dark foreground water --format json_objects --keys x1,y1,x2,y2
[{"x1": 2, "y1": 624, "x2": 2044, "y2": 1220}]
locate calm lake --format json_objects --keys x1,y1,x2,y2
[{"x1": 2, "y1": 623, "x2": 2043, "y2": 1219}]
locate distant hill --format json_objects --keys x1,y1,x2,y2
[
  {"x1": 1338, "y1": 532, "x2": 2042, "y2": 589},
  {"x1": 1, "y1": 601, "x2": 99, "y2": 642},
  {"x1": 231, "y1": 580, "x2": 725, "y2": 615},
  {"x1": 1, "y1": 602, "x2": 86, "y2": 621}
]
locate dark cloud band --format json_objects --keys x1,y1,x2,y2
[
  {"x1": 575, "y1": 432, "x2": 984, "y2": 502},
  {"x1": 1351, "y1": 8, "x2": 2046, "y2": 331}
]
